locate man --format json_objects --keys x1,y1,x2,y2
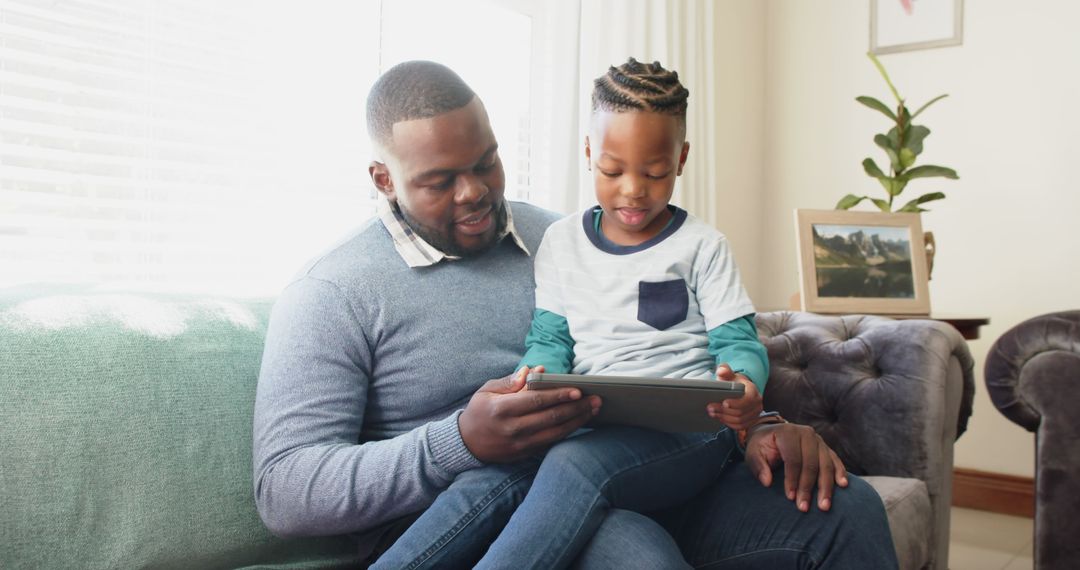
[{"x1": 253, "y1": 60, "x2": 898, "y2": 568}]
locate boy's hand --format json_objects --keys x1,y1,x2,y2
[{"x1": 706, "y1": 364, "x2": 763, "y2": 430}]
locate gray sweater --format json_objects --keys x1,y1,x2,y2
[{"x1": 252, "y1": 202, "x2": 558, "y2": 550}]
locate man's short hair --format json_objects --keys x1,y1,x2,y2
[{"x1": 366, "y1": 60, "x2": 476, "y2": 147}]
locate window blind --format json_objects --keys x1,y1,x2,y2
[{"x1": 1, "y1": 0, "x2": 538, "y2": 296}]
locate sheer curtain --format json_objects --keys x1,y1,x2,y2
[
  {"x1": 558, "y1": 0, "x2": 727, "y2": 228},
  {"x1": 546, "y1": 0, "x2": 765, "y2": 298}
]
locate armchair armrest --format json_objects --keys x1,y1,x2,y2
[
  {"x1": 984, "y1": 310, "x2": 1080, "y2": 432},
  {"x1": 755, "y1": 311, "x2": 974, "y2": 484},
  {"x1": 984, "y1": 310, "x2": 1080, "y2": 570},
  {"x1": 754, "y1": 311, "x2": 974, "y2": 570}
]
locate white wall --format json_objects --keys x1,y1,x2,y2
[
  {"x1": 758, "y1": 0, "x2": 1080, "y2": 477},
  {"x1": 704, "y1": 1, "x2": 767, "y2": 298}
]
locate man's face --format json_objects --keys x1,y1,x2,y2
[{"x1": 370, "y1": 98, "x2": 507, "y2": 257}]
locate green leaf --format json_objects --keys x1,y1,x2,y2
[
  {"x1": 898, "y1": 192, "x2": 946, "y2": 212},
  {"x1": 871, "y1": 198, "x2": 892, "y2": 212},
  {"x1": 899, "y1": 147, "x2": 917, "y2": 169},
  {"x1": 876, "y1": 177, "x2": 908, "y2": 197},
  {"x1": 899, "y1": 205, "x2": 928, "y2": 213},
  {"x1": 874, "y1": 134, "x2": 901, "y2": 171},
  {"x1": 901, "y1": 165, "x2": 959, "y2": 181},
  {"x1": 911, "y1": 94, "x2": 949, "y2": 120},
  {"x1": 856, "y1": 96, "x2": 898, "y2": 121},
  {"x1": 886, "y1": 127, "x2": 901, "y2": 151},
  {"x1": 835, "y1": 194, "x2": 867, "y2": 210},
  {"x1": 890, "y1": 179, "x2": 908, "y2": 197},
  {"x1": 862, "y1": 158, "x2": 886, "y2": 178},
  {"x1": 903, "y1": 125, "x2": 931, "y2": 155}
]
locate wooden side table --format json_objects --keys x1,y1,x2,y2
[
  {"x1": 930, "y1": 316, "x2": 990, "y2": 340},
  {"x1": 880, "y1": 314, "x2": 989, "y2": 340},
  {"x1": 782, "y1": 295, "x2": 989, "y2": 340}
]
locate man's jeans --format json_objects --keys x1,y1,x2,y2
[
  {"x1": 580, "y1": 464, "x2": 900, "y2": 569},
  {"x1": 371, "y1": 426, "x2": 730, "y2": 569}
]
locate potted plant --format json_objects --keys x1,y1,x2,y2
[{"x1": 837, "y1": 52, "x2": 959, "y2": 213}]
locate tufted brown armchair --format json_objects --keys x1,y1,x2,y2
[
  {"x1": 756, "y1": 311, "x2": 975, "y2": 570},
  {"x1": 984, "y1": 310, "x2": 1080, "y2": 570}
]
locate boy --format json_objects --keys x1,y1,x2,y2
[{"x1": 372, "y1": 58, "x2": 772, "y2": 569}]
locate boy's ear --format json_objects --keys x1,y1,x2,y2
[
  {"x1": 676, "y1": 141, "x2": 691, "y2": 175},
  {"x1": 369, "y1": 161, "x2": 395, "y2": 201},
  {"x1": 584, "y1": 136, "x2": 592, "y2": 170}
]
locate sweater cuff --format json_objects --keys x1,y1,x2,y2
[{"x1": 426, "y1": 410, "x2": 485, "y2": 477}]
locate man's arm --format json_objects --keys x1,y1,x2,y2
[
  {"x1": 252, "y1": 277, "x2": 481, "y2": 537},
  {"x1": 253, "y1": 277, "x2": 597, "y2": 537}
]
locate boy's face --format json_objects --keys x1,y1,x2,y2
[
  {"x1": 369, "y1": 97, "x2": 507, "y2": 257},
  {"x1": 586, "y1": 110, "x2": 689, "y2": 246}
]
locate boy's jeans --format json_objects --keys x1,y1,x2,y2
[{"x1": 371, "y1": 426, "x2": 731, "y2": 569}]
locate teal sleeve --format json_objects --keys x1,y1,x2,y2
[
  {"x1": 520, "y1": 309, "x2": 575, "y2": 374},
  {"x1": 707, "y1": 314, "x2": 769, "y2": 394}
]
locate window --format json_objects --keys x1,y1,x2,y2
[{"x1": 0, "y1": 0, "x2": 542, "y2": 296}]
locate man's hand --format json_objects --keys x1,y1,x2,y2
[
  {"x1": 706, "y1": 364, "x2": 762, "y2": 430},
  {"x1": 744, "y1": 422, "x2": 848, "y2": 513},
  {"x1": 458, "y1": 366, "x2": 600, "y2": 463}
]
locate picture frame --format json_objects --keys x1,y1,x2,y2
[
  {"x1": 870, "y1": 0, "x2": 963, "y2": 55},
  {"x1": 794, "y1": 209, "x2": 930, "y2": 316}
]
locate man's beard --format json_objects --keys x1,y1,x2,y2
[{"x1": 398, "y1": 200, "x2": 508, "y2": 258}]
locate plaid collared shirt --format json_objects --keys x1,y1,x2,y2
[{"x1": 377, "y1": 196, "x2": 531, "y2": 268}]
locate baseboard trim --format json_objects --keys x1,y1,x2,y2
[{"x1": 952, "y1": 467, "x2": 1034, "y2": 518}]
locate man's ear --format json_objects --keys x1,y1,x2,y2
[
  {"x1": 676, "y1": 141, "x2": 690, "y2": 176},
  {"x1": 369, "y1": 161, "x2": 395, "y2": 201},
  {"x1": 584, "y1": 136, "x2": 592, "y2": 171}
]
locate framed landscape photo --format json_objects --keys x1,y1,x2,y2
[
  {"x1": 870, "y1": 0, "x2": 963, "y2": 55},
  {"x1": 794, "y1": 209, "x2": 930, "y2": 315}
]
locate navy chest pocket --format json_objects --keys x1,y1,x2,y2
[{"x1": 637, "y1": 279, "x2": 689, "y2": 331}]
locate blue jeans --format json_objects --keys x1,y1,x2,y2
[
  {"x1": 371, "y1": 429, "x2": 899, "y2": 569},
  {"x1": 371, "y1": 426, "x2": 730, "y2": 569},
  {"x1": 367, "y1": 458, "x2": 541, "y2": 569},
  {"x1": 578, "y1": 462, "x2": 900, "y2": 569}
]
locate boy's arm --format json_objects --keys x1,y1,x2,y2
[
  {"x1": 524, "y1": 226, "x2": 575, "y2": 374},
  {"x1": 707, "y1": 315, "x2": 769, "y2": 393},
  {"x1": 693, "y1": 233, "x2": 767, "y2": 390},
  {"x1": 706, "y1": 315, "x2": 769, "y2": 431},
  {"x1": 520, "y1": 309, "x2": 575, "y2": 374}
]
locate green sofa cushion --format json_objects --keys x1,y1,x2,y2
[{"x1": 0, "y1": 287, "x2": 361, "y2": 569}]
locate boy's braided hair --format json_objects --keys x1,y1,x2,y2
[{"x1": 592, "y1": 58, "x2": 689, "y2": 117}]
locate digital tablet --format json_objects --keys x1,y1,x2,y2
[{"x1": 525, "y1": 372, "x2": 744, "y2": 433}]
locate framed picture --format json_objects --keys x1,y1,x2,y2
[
  {"x1": 870, "y1": 0, "x2": 963, "y2": 55},
  {"x1": 794, "y1": 209, "x2": 930, "y2": 315}
]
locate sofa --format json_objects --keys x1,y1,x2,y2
[
  {"x1": 984, "y1": 310, "x2": 1080, "y2": 570},
  {"x1": 0, "y1": 288, "x2": 973, "y2": 569}
]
